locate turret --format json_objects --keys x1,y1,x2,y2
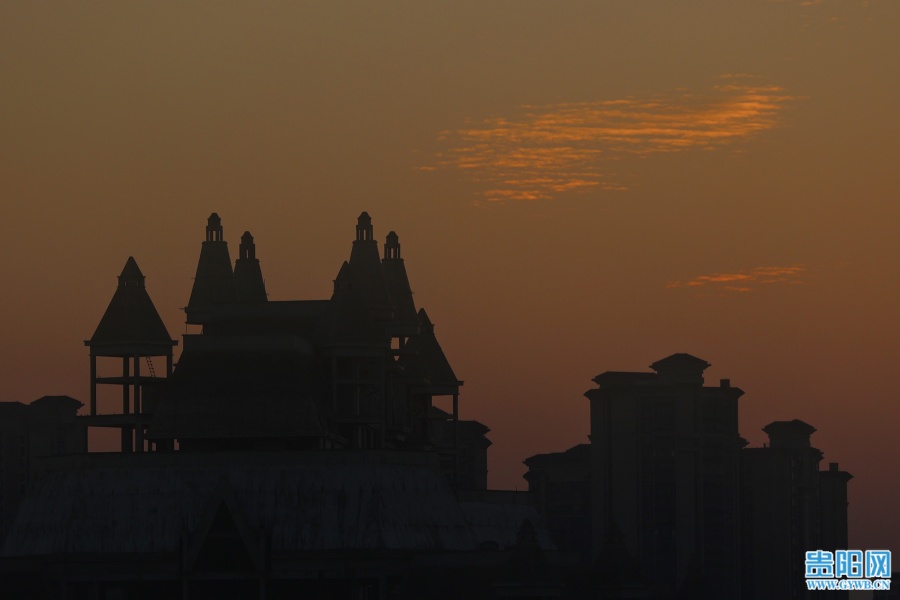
[
  {"x1": 186, "y1": 213, "x2": 237, "y2": 324},
  {"x1": 85, "y1": 257, "x2": 178, "y2": 452},
  {"x1": 382, "y1": 231, "x2": 418, "y2": 336},
  {"x1": 384, "y1": 231, "x2": 401, "y2": 260},
  {"x1": 206, "y1": 212, "x2": 224, "y2": 242},
  {"x1": 343, "y1": 212, "x2": 392, "y2": 321},
  {"x1": 233, "y1": 231, "x2": 267, "y2": 303},
  {"x1": 356, "y1": 211, "x2": 373, "y2": 241}
]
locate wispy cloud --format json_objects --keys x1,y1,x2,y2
[
  {"x1": 424, "y1": 78, "x2": 797, "y2": 202},
  {"x1": 667, "y1": 265, "x2": 807, "y2": 293}
]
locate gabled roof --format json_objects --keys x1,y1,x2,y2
[
  {"x1": 88, "y1": 257, "x2": 175, "y2": 348},
  {"x1": 402, "y1": 309, "x2": 461, "y2": 387}
]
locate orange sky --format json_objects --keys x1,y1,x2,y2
[{"x1": 2, "y1": 1, "x2": 899, "y2": 553}]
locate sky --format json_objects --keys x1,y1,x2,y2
[{"x1": 1, "y1": 0, "x2": 899, "y2": 553}]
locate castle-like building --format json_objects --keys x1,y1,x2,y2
[
  {"x1": 84, "y1": 212, "x2": 478, "y2": 473},
  {"x1": 0, "y1": 213, "x2": 554, "y2": 600}
]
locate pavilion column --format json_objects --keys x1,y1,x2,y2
[
  {"x1": 90, "y1": 354, "x2": 97, "y2": 416},
  {"x1": 134, "y1": 355, "x2": 143, "y2": 453}
]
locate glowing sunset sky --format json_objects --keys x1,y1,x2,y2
[{"x1": 1, "y1": 1, "x2": 899, "y2": 553}]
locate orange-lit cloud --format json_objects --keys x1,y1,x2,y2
[
  {"x1": 426, "y1": 80, "x2": 797, "y2": 202},
  {"x1": 667, "y1": 265, "x2": 807, "y2": 293}
]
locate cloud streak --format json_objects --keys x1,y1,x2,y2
[
  {"x1": 426, "y1": 79, "x2": 797, "y2": 202},
  {"x1": 666, "y1": 265, "x2": 807, "y2": 293}
]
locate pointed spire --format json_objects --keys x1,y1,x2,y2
[
  {"x1": 186, "y1": 213, "x2": 236, "y2": 324},
  {"x1": 384, "y1": 231, "x2": 400, "y2": 260},
  {"x1": 382, "y1": 231, "x2": 418, "y2": 335},
  {"x1": 89, "y1": 257, "x2": 176, "y2": 346},
  {"x1": 118, "y1": 256, "x2": 145, "y2": 288},
  {"x1": 206, "y1": 213, "x2": 224, "y2": 242},
  {"x1": 234, "y1": 231, "x2": 267, "y2": 303},
  {"x1": 239, "y1": 231, "x2": 255, "y2": 260},
  {"x1": 346, "y1": 212, "x2": 392, "y2": 320},
  {"x1": 356, "y1": 211, "x2": 373, "y2": 242}
]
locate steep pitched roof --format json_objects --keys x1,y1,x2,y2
[
  {"x1": 88, "y1": 257, "x2": 175, "y2": 347},
  {"x1": 402, "y1": 309, "x2": 461, "y2": 387},
  {"x1": 233, "y1": 231, "x2": 268, "y2": 303},
  {"x1": 345, "y1": 212, "x2": 393, "y2": 317},
  {"x1": 186, "y1": 214, "x2": 237, "y2": 323},
  {"x1": 382, "y1": 232, "x2": 419, "y2": 334}
]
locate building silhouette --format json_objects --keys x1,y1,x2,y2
[
  {"x1": 524, "y1": 354, "x2": 853, "y2": 599},
  {"x1": 741, "y1": 420, "x2": 853, "y2": 600},
  {"x1": 0, "y1": 213, "x2": 857, "y2": 599},
  {"x1": 586, "y1": 354, "x2": 744, "y2": 598},
  {"x1": 0, "y1": 396, "x2": 86, "y2": 542},
  {"x1": 523, "y1": 444, "x2": 591, "y2": 563},
  {"x1": 0, "y1": 213, "x2": 562, "y2": 600}
]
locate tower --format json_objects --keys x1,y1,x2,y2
[
  {"x1": 84, "y1": 257, "x2": 178, "y2": 452},
  {"x1": 382, "y1": 231, "x2": 419, "y2": 341},
  {"x1": 346, "y1": 212, "x2": 393, "y2": 322},
  {"x1": 233, "y1": 231, "x2": 268, "y2": 303},
  {"x1": 186, "y1": 213, "x2": 237, "y2": 325}
]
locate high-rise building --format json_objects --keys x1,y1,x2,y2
[
  {"x1": 741, "y1": 420, "x2": 853, "y2": 600},
  {"x1": 584, "y1": 354, "x2": 744, "y2": 597},
  {"x1": 525, "y1": 357, "x2": 854, "y2": 599}
]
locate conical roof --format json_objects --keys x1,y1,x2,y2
[
  {"x1": 186, "y1": 214, "x2": 237, "y2": 323},
  {"x1": 233, "y1": 231, "x2": 268, "y2": 303},
  {"x1": 382, "y1": 231, "x2": 418, "y2": 334},
  {"x1": 88, "y1": 257, "x2": 175, "y2": 350},
  {"x1": 346, "y1": 212, "x2": 392, "y2": 318}
]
